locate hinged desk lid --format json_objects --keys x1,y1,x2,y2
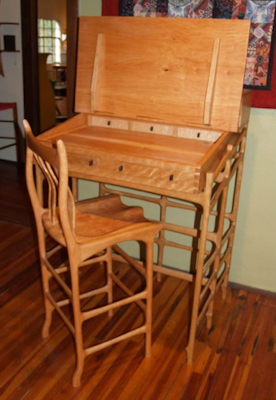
[{"x1": 75, "y1": 17, "x2": 250, "y2": 133}]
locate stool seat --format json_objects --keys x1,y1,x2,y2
[{"x1": 0, "y1": 102, "x2": 16, "y2": 111}]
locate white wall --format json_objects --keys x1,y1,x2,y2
[
  {"x1": 0, "y1": 0, "x2": 24, "y2": 162},
  {"x1": 230, "y1": 108, "x2": 276, "y2": 292}
]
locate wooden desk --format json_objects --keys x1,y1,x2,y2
[
  {"x1": 38, "y1": 16, "x2": 251, "y2": 364},
  {"x1": 40, "y1": 113, "x2": 248, "y2": 363}
]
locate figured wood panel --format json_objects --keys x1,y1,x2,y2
[
  {"x1": 91, "y1": 33, "x2": 215, "y2": 126},
  {"x1": 41, "y1": 124, "x2": 211, "y2": 194},
  {"x1": 75, "y1": 17, "x2": 251, "y2": 132},
  {"x1": 39, "y1": 116, "x2": 236, "y2": 195},
  {"x1": 52, "y1": 127, "x2": 212, "y2": 166}
]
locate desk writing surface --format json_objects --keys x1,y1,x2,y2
[{"x1": 55, "y1": 127, "x2": 213, "y2": 165}]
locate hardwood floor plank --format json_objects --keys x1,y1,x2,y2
[
  {"x1": 195, "y1": 291, "x2": 262, "y2": 400},
  {"x1": 0, "y1": 161, "x2": 33, "y2": 226},
  {"x1": 240, "y1": 296, "x2": 276, "y2": 400},
  {"x1": 112, "y1": 285, "x2": 189, "y2": 400}
]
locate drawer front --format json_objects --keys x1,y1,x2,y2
[
  {"x1": 114, "y1": 161, "x2": 197, "y2": 193},
  {"x1": 67, "y1": 152, "x2": 199, "y2": 194},
  {"x1": 67, "y1": 153, "x2": 101, "y2": 172}
]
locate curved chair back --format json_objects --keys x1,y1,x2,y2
[{"x1": 24, "y1": 119, "x2": 76, "y2": 248}]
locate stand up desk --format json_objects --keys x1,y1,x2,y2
[{"x1": 39, "y1": 17, "x2": 251, "y2": 363}]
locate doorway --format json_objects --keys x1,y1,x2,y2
[{"x1": 21, "y1": 0, "x2": 78, "y2": 135}]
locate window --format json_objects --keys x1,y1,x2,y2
[{"x1": 38, "y1": 19, "x2": 61, "y2": 64}]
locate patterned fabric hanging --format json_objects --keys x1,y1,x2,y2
[
  {"x1": 214, "y1": 0, "x2": 276, "y2": 87},
  {"x1": 114, "y1": 0, "x2": 276, "y2": 105},
  {"x1": 120, "y1": 0, "x2": 168, "y2": 16},
  {"x1": 168, "y1": 0, "x2": 214, "y2": 18}
]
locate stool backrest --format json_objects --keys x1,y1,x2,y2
[{"x1": 24, "y1": 119, "x2": 76, "y2": 247}]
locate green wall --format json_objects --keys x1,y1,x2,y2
[
  {"x1": 79, "y1": 0, "x2": 102, "y2": 16},
  {"x1": 79, "y1": 0, "x2": 276, "y2": 293},
  {"x1": 230, "y1": 108, "x2": 276, "y2": 291}
]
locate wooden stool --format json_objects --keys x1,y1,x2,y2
[
  {"x1": 0, "y1": 102, "x2": 22, "y2": 164},
  {"x1": 24, "y1": 119, "x2": 162, "y2": 387}
]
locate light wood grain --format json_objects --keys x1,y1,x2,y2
[
  {"x1": 39, "y1": 115, "x2": 239, "y2": 196},
  {"x1": 204, "y1": 38, "x2": 220, "y2": 125},
  {"x1": 76, "y1": 17, "x2": 250, "y2": 132},
  {"x1": 88, "y1": 115, "x2": 223, "y2": 142},
  {"x1": 35, "y1": 15, "x2": 253, "y2": 392},
  {"x1": 24, "y1": 121, "x2": 162, "y2": 387},
  {"x1": 91, "y1": 33, "x2": 103, "y2": 112}
]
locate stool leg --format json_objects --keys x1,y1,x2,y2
[
  {"x1": 70, "y1": 261, "x2": 85, "y2": 388},
  {"x1": 41, "y1": 264, "x2": 54, "y2": 338},
  {"x1": 106, "y1": 247, "x2": 114, "y2": 317},
  {"x1": 145, "y1": 242, "x2": 153, "y2": 358},
  {"x1": 36, "y1": 224, "x2": 54, "y2": 338}
]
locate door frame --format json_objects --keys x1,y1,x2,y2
[{"x1": 21, "y1": 0, "x2": 78, "y2": 135}]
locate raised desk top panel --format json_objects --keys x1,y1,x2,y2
[{"x1": 75, "y1": 17, "x2": 251, "y2": 133}]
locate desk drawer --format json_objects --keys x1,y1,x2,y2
[
  {"x1": 114, "y1": 161, "x2": 198, "y2": 193},
  {"x1": 67, "y1": 153, "x2": 199, "y2": 194},
  {"x1": 67, "y1": 153, "x2": 101, "y2": 172}
]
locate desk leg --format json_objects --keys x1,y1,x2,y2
[
  {"x1": 186, "y1": 131, "x2": 247, "y2": 363},
  {"x1": 221, "y1": 134, "x2": 246, "y2": 298},
  {"x1": 206, "y1": 158, "x2": 231, "y2": 328},
  {"x1": 98, "y1": 131, "x2": 247, "y2": 367},
  {"x1": 156, "y1": 196, "x2": 166, "y2": 282},
  {"x1": 186, "y1": 172, "x2": 213, "y2": 365}
]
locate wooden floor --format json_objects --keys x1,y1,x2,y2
[{"x1": 1, "y1": 159, "x2": 276, "y2": 400}]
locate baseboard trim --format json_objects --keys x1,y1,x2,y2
[{"x1": 229, "y1": 281, "x2": 276, "y2": 298}]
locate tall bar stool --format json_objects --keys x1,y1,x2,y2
[
  {"x1": 0, "y1": 102, "x2": 22, "y2": 164},
  {"x1": 24, "y1": 119, "x2": 162, "y2": 387}
]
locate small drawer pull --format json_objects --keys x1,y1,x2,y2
[
  {"x1": 119, "y1": 165, "x2": 124, "y2": 172},
  {"x1": 89, "y1": 160, "x2": 94, "y2": 166},
  {"x1": 169, "y1": 174, "x2": 174, "y2": 181}
]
